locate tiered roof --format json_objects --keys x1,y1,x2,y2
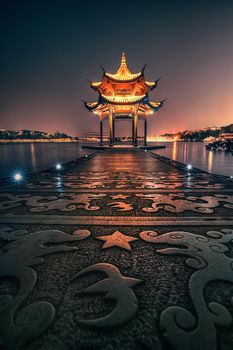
[
  {"x1": 84, "y1": 53, "x2": 164, "y2": 116},
  {"x1": 104, "y1": 52, "x2": 142, "y2": 81}
]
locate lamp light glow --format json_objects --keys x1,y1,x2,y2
[
  {"x1": 14, "y1": 173, "x2": 23, "y2": 181},
  {"x1": 187, "y1": 164, "x2": 192, "y2": 170},
  {"x1": 56, "y1": 163, "x2": 62, "y2": 170}
]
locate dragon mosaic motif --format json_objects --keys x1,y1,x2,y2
[
  {"x1": 0, "y1": 227, "x2": 90, "y2": 349},
  {"x1": 1, "y1": 146, "x2": 232, "y2": 350},
  {"x1": 24, "y1": 179, "x2": 225, "y2": 190},
  {"x1": 135, "y1": 181, "x2": 224, "y2": 189},
  {"x1": 140, "y1": 228, "x2": 233, "y2": 350},
  {"x1": 0, "y1": 193, "x2": 233, "y2": 214},
  {"x1": 70, "y1": 263, "x2": 141, "y2": 328},
  {"x1": 0, "y1": 193, "x2": 106, "y2": 212},
  {"x1": 136, "y1": 193, "x2": 233, "y2": 213},
  {"x1": 26, "y1": 170, "x2": 224, "y2": 182},
  {"x1": 1, "y1": 225, "x2": 233, "y2": 349},
  {"x1": 107, "y1": 201, "x2": 134, "y2": 211}
]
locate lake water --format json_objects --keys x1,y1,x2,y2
[
  {"x1": 0, "y1": 143, "x2": 94, "y2": 178},
  {"x1": 0, "y1": 142, "x2": 232, "y2": 178},
  {"x1": 153, "y1": 141, "x2": 233, "y2": 177}
]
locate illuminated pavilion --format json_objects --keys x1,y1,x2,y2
[{"x1": 83, "y1": 53, "x2": 165, "y2": 146}]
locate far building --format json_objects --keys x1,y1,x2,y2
[{"x1": 83, "y1": 53, "x2": 165, "y2": 146}]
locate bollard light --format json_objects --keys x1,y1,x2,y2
[
  {"x1": 56, "y1": 163, "x2": 62, "y2": 170},
  {"x1": 14, "y1": 173, "x2": 23, "y2": 182}
]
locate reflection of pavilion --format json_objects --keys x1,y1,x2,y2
[{"x1": 83, "y1": 53, "x2": 165, "y2": 146}]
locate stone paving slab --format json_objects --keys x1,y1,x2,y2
[{"x1": 0, "y1": 149, "x2": 233, "y2": 350}]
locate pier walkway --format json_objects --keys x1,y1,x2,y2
[{"x1": 0, "y1": 149, "x2": 233, "y2": 350}]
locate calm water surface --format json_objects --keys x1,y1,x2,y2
[
  {"x1": 0, "y1": 143, "x2": 94, "y2": 178},
  {"x1": 0, "y1": 142, "x2": 232, "y2": 178},
  {"x1": 153, "y1": 142, "x2": 233, "y2": 177}
]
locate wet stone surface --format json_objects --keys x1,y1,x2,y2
[{"x1": 0, "y1": 149, "x2": 233, "y2": 350}]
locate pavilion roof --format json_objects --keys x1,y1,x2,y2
[
  {"x1": 84, "y1": 53, "x2": 165, "y2": 116},
  {"x1": 101, "y1": 93, "x2": 147, "y2": 104},
  {"x1": 84, "y1": 98, "x2": 165, "y2": 114},
  {"x1": 138, "y1": 100, "x2": 165, "y2": 113},
  {"x1": 104, "y1": 52, "x2": 142, "y2": 82},
  {"x1": 90, "y1": 56, "x2": 160, "y2": 93},
  {"x1": 90, "y1": 77, "x2": 159, "y2": 93}
]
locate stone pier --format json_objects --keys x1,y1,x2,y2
[{"x1": 0, "y1": 149, "x2": 233, "y2": 350}]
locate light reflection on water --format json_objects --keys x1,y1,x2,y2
[
  {"x1": 0, "y1": 142, "x2": 232, "y2": 178},
  {"x1": 0, "y1": 143, "x2": 94, "y2": 178},
  {"x1": 153, "y1": 142, "x2": 233, "y2": 176}
]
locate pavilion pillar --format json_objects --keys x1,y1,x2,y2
[
  {"x1": 131, "y1": 116, "x2": 134, "y2": 145},
  {"x1": 109, "y1": 107, "x2": 114, "y2": 146},
  {"x1": 99, "y1": 115, "x2": 103, "y2": 146},
  {"x1": 133, "y1": 109, "x2": 138, "y2": 146},
  {"x1": 144, "y1": 118, "x2": 148, "y2": 146},
  {"x1": 113, "y1": 114, "x2": 115, "y2": 144}
]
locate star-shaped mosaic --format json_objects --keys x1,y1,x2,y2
[
  {"x1": 110, "y1": 194, "x2": 131, "y2": 200},
  {"x1": 96, "y1": 231, "x2": 138, "y2": 251}
]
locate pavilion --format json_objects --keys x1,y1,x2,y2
[{"x1": 83, "y1": 53, "x2": 165, "y2": 146}]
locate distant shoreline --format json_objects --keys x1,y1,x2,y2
[
  {"x1": 0, "y1": 139, "x2": 79, "y2": 145},
  {"x1": 0, "y1": 139, "x2": 207, "y2": 145}
]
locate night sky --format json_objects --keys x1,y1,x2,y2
[{"x1": 1, "y1": 0, "x2": 233, "y2": 137}]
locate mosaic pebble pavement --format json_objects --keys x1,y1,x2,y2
[{"x1": 0, "y1": 148, "x2": 233, "y2": 350}]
